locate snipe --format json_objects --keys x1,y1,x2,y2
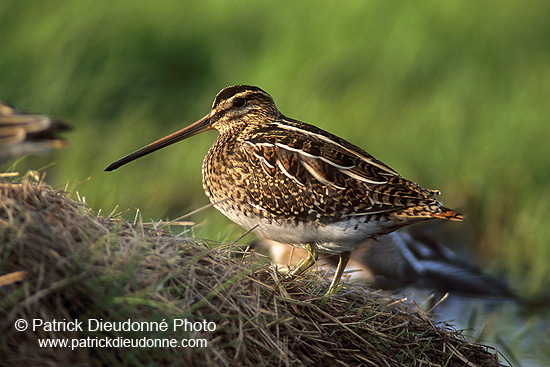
[
  {"x1": 0, "y1": 102, "x2": 69, "y2": 163},
  {"x1": 106, "y1": 85, "x2": 463, "y2": 294}
]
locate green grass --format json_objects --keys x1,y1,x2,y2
[{"x1": 1, "y1": 0, "x2": 549, "y2": 299}]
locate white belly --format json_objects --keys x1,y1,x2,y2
[{"x1": 220, "y1": 208, "x2": 390, "y2": 255}]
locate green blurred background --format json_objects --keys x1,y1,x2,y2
[{"x1": 1, "y1": 0, "x2": 549, "y2": 301}]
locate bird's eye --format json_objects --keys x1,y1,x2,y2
[{"x1": 232, "y1": 97, "x2": 246, "y2": 108}]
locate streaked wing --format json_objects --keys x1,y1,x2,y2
[
  {"x1": 244, "y1": 122, "x2": 402, "y2": 193},
  {"x1": 241, "y1": 120, "x2": 441, "y2": 219},
  {"x1": 0, "y1": 103, "x2": 53, "y2": 146},
  {"x1": 0, "y1": 102, "x2": 70, "y2": 162},
  {"x1": 274, "y1": 117, "x2": 399, "y2": 177},
  {"x1": 0, "y1": 126, "x2": 26, "y2": 145}
]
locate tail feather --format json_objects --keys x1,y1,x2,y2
[{"x1": 432, "y1": 207, "x2": 464, "y2": 221}]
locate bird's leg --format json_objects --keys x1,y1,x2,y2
[
  {"x1": 289, "y1": 243, "x2": 318, "y2": 277},
  {"x1": 326, "y1": 251, "x2": 351, "y2": 294}
]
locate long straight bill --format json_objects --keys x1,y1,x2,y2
[{"x1": 105, "y1": 115, "x2": 211, "y2": 171}]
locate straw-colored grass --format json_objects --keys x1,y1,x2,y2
[{"x1": 0, "y1": 175, "x2": 503, "y2": 366}]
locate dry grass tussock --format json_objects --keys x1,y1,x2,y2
[{"x1": 0, "y1": 174, "x2": 504, "y2": 366}]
